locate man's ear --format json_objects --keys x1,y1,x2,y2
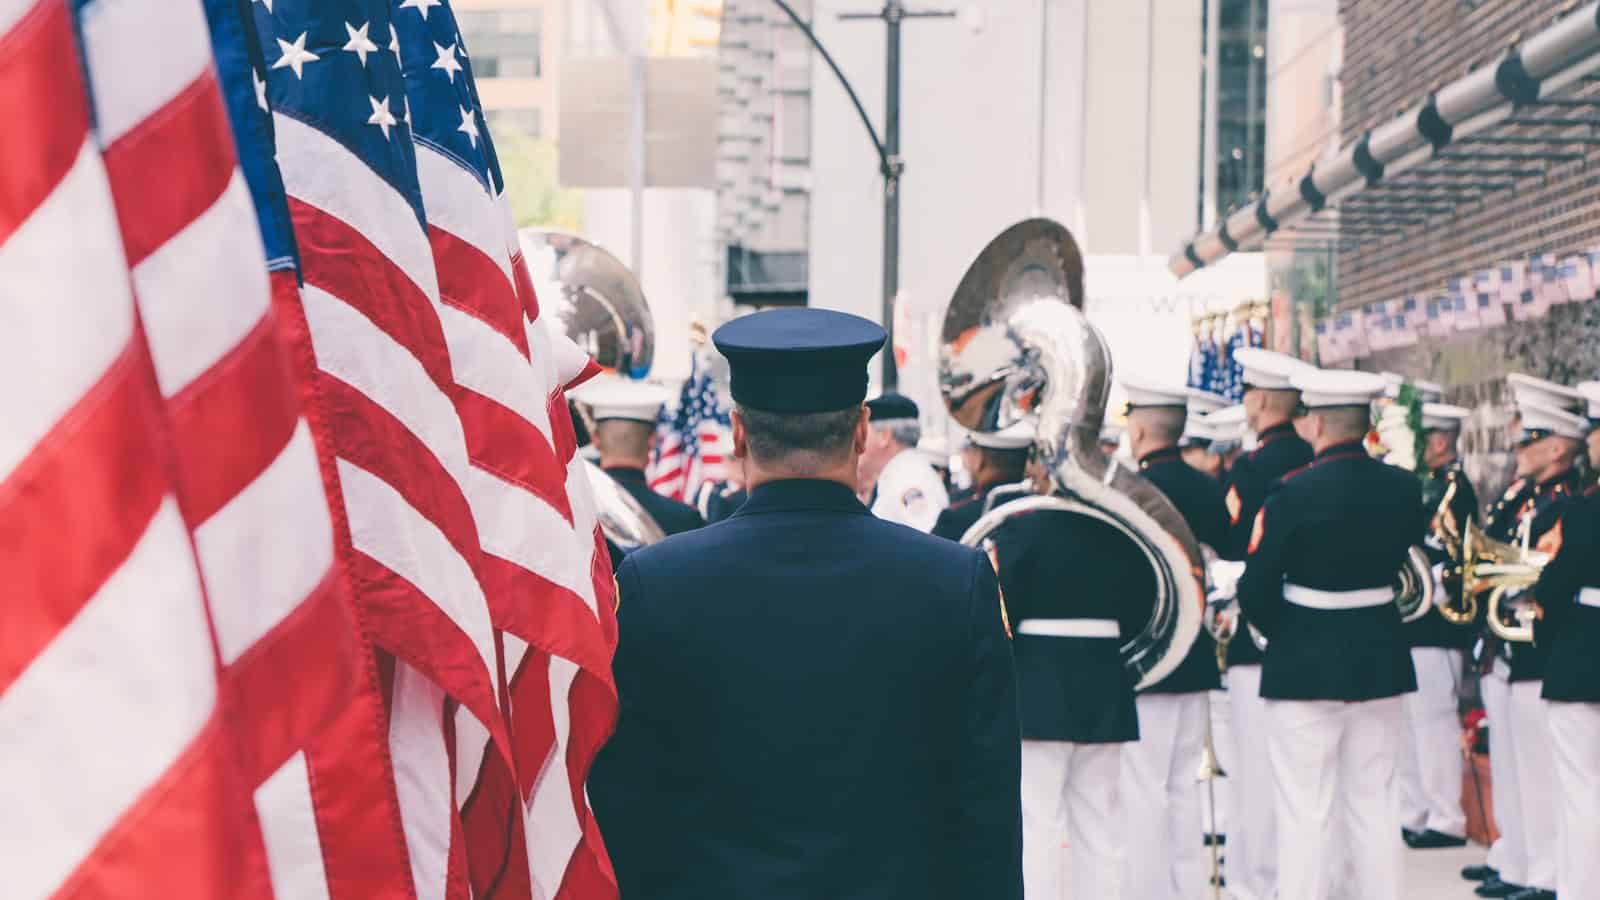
[
  {"x1": 731, "y1": 409, "x2": 749, "y2": 460},
  {"x1": 853, "y1": 406, "x2": 870, "y2": 455}
]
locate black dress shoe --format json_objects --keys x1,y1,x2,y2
[
  {"x1": 1476, "y1": 878, "x2": 1526, "y2": 898},
  {"x1": 1462, "y1": 865, "x2": 1499, "y2": 882},
  {"x1": 1405, "y1": 828, "x2": 1469, "y2": 849},
  {"x1": 1401, "y1": 826, "x2": 1421, "y2": 843},
  {"x1": 1505, "y1": 889, "x2": 1556, "y2": 900},
  {"x1": 1203, "y1": 832, "x2": 1226, "y2": 847}
]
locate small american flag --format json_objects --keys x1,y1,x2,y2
[{"x1": 649, "y1": 352, "x2": 733, "y2": 502}]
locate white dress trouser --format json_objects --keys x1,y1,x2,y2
[
  {"x1": 1225, "y1": 665, "x2": 1274, "y2": 900},
  {"x1": 1480, "y1": 661, "x2": 1525, "y2": 885},
  {"x1": 1548, "y1": 700, "x2": 1600, "y2": 900},
  {"x1": 1022, "y1": 740, "x2": 1122, "y2": 900},
  {"x1": 1207, "y1": 688, "x2": 1232, "y2": 838},
  {"x1": 1265, "y1": 696, "x2": 1405, "y2": 900},
  {"x1": 1397, "y1": 647, "x2": 1467, "y2": 837},
  {"x1": 1119, "y1": 693, "x2": 1207, "y2": 900},
  {"x1": 1508, "y1": 680, "x2": 1559, "y2": 891}
]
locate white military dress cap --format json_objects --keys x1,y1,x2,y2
[
  {"x1": 1577, "y1": 381, "x2": 1600, "y2": 421},
  {"x1": 1233, "y1": 347, "x2": 1310, "y2": 390},
  {"x1": 1420, "y1": 403, "x2": 1470, "y2": 432},
  {"x1": 1186, "y1": 389, "x2": 1229, "y2": 417},
  {"x1": 1120, "y1": 378, "x2": 1191, "y2": 409},
  {"x1": 1205, "y1": 405, "x2": 1247, "y2": 442},
  {"x1": 1381, "y1": 372, "x2": 1444, "y2": 404},
  {"x1": 1180, "y1": 414, "x2": 1225, "y2": 447},
  {"x1": 968, "y1": 419, "x2": 1036, "y2": 450},
  {"x1": 1290, "y1": 368, "x2": 1388, "y2": 409},
  {"x1": 572, "y1": 374, "x2": 672, "y2": 423},
  {"x1": 1516, "y1": 400, "x2": 1590, "y2": 442},
  {"x1": 1506, "y1": 373, "x2": 1584, "y2": 412}
]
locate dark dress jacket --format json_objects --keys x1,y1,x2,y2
[
  {"x1": 589, "y1": 479, "x2": 1023, "y2": 900},
  {"x1": 930, "y1": 481, "x2": 1023, "y2": 542},
  {"x1": 1536, "y1": 487, "x2": 1600, "y2": 703},
  {"x1": 988, "y1": 508, "x2": 1148, "y2": 743},
  {"x1": 1220, "y1": 422, "x2": 1314, "y2": 667},
  {"x1": 1403, "y1": 461, "x2": 1479, "y2": 650},
  {"x1": 1237, "y1": 441, "x2": 1422, "y2": 702},
  {"x1": 1482, "y1": 469, "x2": 1585, "y2": 682},
  {"x1": 1140, "y1": 446, "x2": 1229, "y2": 694},
  {"x1": 604, "y1": 466, "x2": 706, "y2": 536}
]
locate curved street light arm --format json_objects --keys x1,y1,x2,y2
[{"x1": 768, "y1": 0, "x2": 896, "y2": 178}]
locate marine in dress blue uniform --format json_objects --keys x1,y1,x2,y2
[
  {"x1": 573, "y1": 376, "x2": 707, "y2": 539},
  {"x1": 1532, "y1": 381, "x2": 1600, "y2": 900},
  {"x1": 1472, "y1": 378, "x2": 1590, "y2": 900},
  {"x1": 1216, "y1": 348, "x2": 1313, "y2": 900},
  {"x1": 1397, "y1": 403, "x2": 1478, "y2": 850},
  {"x1": 1115, "y1": 380, "x2": 1231, "y2": 900},
  {"x1": 1236, "y1": 368, "x2": 1420, "y2": 900},
  {"x1": 929, "y1": 421, "x2": 1033, "y2": 542},
  {"x1": 588, "y1": 309, "x2": 1022, "y2": 900}
]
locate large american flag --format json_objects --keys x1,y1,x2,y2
[
  {"x1": 3, "y1": 0, "x2": 618, "y2": 897},
  {"x1": 647, "y1": 351, "x2": 733, "y2": 502}
]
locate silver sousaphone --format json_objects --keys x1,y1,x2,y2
[
  {"x1": 520, "y1": 229, "x2": 666, "y2": 550},
  {"x1": 939, "y1": 219, "x2": 1205, "y2": 689}
]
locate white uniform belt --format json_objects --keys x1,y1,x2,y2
[
  {"x1": 1282, "y1": 584, "x2": 1393, "y2": 610},
  {"x1": 1015, "y1": 618, "x2": 1119, "y2": 638},
  {"x1": 1579, "y1": 587, "x2": 1600, "y2": 609}
]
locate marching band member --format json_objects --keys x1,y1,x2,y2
[
  {"x1": 692, "y1": 474, "x2": 748, "y2": 524},
  {"x1": 931, "y1": 422, "x2": 1034, "y2": 542},
  {"x1": 574, "y1": 375, "x2": 707, "y2": 535},
  {"x1": 590, "y1": 309, "x2": 1022, "y2": 899},
  {"x1": 1116, "y1": 380, "x2": 1231, "y2": 900},
  {"x1": 1397, "y1": 403, "x2": 1477, "y2": 850},
  {"x1": 1471, "y1": 375, "x2": 1588, "y2": 900},
  {"x1": 1178, "y1": 390, "x2": 1231, "y2": 480},
  {"x1": 1217, "y1": 348, "x2": 1314, "y2": 900},
  {"x1": 1535, "y1": 381, "x2": 1600, "y2": 900},
  {"x1": 859, "y1": 393, "x2": 950, "y2": 532},
  {"x1": 1237, "y1": 367, "x2": 1420, "y2": 900}
]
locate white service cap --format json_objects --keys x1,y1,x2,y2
[
  {"x1": 1420, "y1": 403, "x2": 1470, "y2": 432},
  {"x1": 917, "y1": 436, "x2": 951, "y2": 469},
  {"x1": 1506, "y1": 373, "x2": 1584, "y2": 413},
  {"x1": 1290, "y1": 368, "x2": 1388, "y2": 410},
  {"x1": 572, "y1": 374, "x2": 671, "y2": 423},
  {"x1": 1234, "y1": 348, "x2": 1311, "y2": 391},
  {"x1": 1577, "y1": 381, "x2": 1600, "y2": 422},
  {"x1": 1120, "y1": 378, "x2": 1190, "y2": 410},
  {"x1": 1516, "y1": 400, "x2": 1590, "y2": 443},
  {"x1": 1100, "y1": 421, "x2": 1125, "y2": 443},
  {"x1": 966, "y1": 419, "x2": 1037, "y2": 451},
  {"x1": 1186, "y1": 389, "x2": 1229, "y2": 417},
  {"x1": 1382, "y1": 372, "x2": 1444, "y2": 403}
]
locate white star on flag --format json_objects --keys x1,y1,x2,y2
[
  {"x1": 252, "y1": 68, "x2": 268, "y2": 111},
  {"x1": 388, "y1": 23, "x2": 402, "y2": 64},
  {"x1": 432, "y1": 41, "x2": 463, "y2": 82},
  {"x1": 367, "y1": 94, "x2": 398, "y2": 139},
  {"x1": 399, "y1": 0, "x2": 443, "y2": 19},
  {"x1": 272, "y1": 32, "x2": 320, "y2": 80},
  {"x1": 343, "y1": 22, "x2": 378, "y2": 67},
  {"x1": 457, "y1": 105, "x2": 479, "y2": 147}
]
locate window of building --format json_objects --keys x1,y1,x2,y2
[
  {"x1": 1202, "y1": 0, "x2": 1268, "y2": 222},
  {"x1": 488, "y1": 108, "x2": 542, "y2": 139},
  {"x1": 458, "y1": 7, "x2": 543, "y2": 80}
]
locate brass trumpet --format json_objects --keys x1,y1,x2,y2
[
  {"x1": 1460, "y1": 518, "x2": 1549, "y2": 643},
  {"x1": 1428, "y1": 477, "x2": 1479, "y2": 626}
]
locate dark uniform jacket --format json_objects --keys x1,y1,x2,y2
[
  {"x1": 1237, "y1": 441, "x2": 1422, "y2": 701},
  {"x1": 604, "y1": 466, "x2": 706, "y2": 536},
  {"x1": 988, "y1": 509, "x2": 1148, "y2": 743},
  {"x1": 589, "y1": 479, "x2": 1023, "y2": 900},
  {"x1": 1221, "y1": 422, "x2": 1314, "y2": 666},
  {"x1": 692, "y1": 479, "x2": 748, "y2": 524},
  {"x1": 1404, "y1": 461, "x2": 1479, "y2": 650},
  {"x1": 1140, "y1": 446, "x2": 1229, "y2": 694},
  {"x1": 1536, "y1": 486, "x2": 1600, "y2": 703},
  {"x1": 1482, "y1": 470, "x2": 1584, "y2": 682},
  {"x1": 930, "y1": 481, "x2": 1024, "y2": 542}
]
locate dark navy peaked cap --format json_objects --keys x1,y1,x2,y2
[
  {"x1": 866, "y1": 393, "x2": 919, "y2": 422},
  {"x1": 713, "y1": 309, "x2": 886, "y2": 413}
]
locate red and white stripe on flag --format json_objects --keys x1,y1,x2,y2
[{"x1": 1, "y1": 0, "x2": 389, "y2": 895}]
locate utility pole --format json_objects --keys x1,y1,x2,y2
[{"x1": 772, "y1": 0, "x2": 954, "y2": 391}]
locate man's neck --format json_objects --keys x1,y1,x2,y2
[
  {"x1": 600, "y1": 456, "x2": 648, "y2": 472},
  {"x1": 1255, "y1": 416, "x2": 1293, "y2": 436},
  {"x1": 746, "y1": 457, "x2": 862, "y2": 492},
  {"x1": 1313, "y1": 434, "x2": 1364, "y2": 455},
  {"x1": 1536, "y1": 462, "x2": 1574, "y2": 486},
  {"x1": 1430, "y1": 452, "x2": 1459, "y2": 472},
  {"x1": 1134, "y1": 440, "x2": 1178, "y2": 463}
]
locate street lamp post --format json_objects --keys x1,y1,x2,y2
[{"x1": 768, "y1": 0, "x2": 954, "y2": 391}]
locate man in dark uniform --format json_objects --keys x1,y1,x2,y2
[
  {"x1": 1115, "y1": 380, "x2": 1231, "y2": 900},
  {"x1": 1469, "y1": 376, "x2": 1589, "y2": 900},
  {"x1": 589, "y1": 308, "x2": 1022, "y2": 900},
  {"x1": 1397, "y1": 403, "x2": 1478, "y2": 850},
  {"x1": 930, "y1": 421, "x2": 1033, "y2": 542},
  {"x1": 691, "y1": 476, "x2": 747, "y2": 524},
  {"x1": 1535, "y1": 381, "x2": 1600, "y2": 900},
  {"x1": 1237, "y1": 367, "x2": 1420, "y2": 900},
  {"x1": 1217, "y1": 348, "x2": 1313, "y2": 900},
  {"x1": 989, "y1": 500, "x2": 1147, "y2": 899},
  {"x1": 573, "y1": 375, "x2": 706, "y2": 536}
]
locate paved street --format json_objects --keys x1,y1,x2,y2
[{"x1": 1402, "y1": 844, "x2": 1484, "y2": 900}]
